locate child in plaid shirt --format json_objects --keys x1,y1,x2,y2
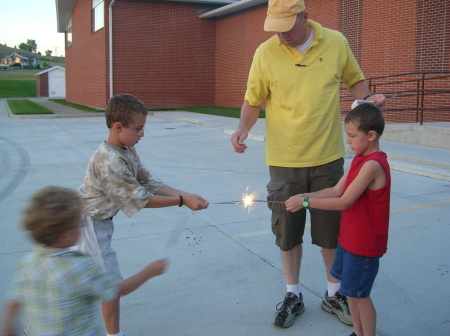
[{"x1": 1, "y1": 186, "x2": 167, "y2": 336}]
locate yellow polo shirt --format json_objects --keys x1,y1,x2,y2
[{"x1": 245, "y1": 20, "x2": 365, "y2": 167}]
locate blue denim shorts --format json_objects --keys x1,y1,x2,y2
[{"x1": 331, "y1": 244, "x2": 380, "y2": 298}]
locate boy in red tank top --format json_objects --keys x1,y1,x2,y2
[{"x1": 285, "y1": 103, "x2": 390, "y2": 336}]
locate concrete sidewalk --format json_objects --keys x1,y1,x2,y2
[
  {"x1": 1, "y1": 99, "x2": 449, "y2": 336},
  {"x1": 152, "y1": 110, "x2": 450, "y2": 182}
]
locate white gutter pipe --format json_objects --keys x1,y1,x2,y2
[
  {"x1": 199, "y1": 0, "x2": 266, "y2": 18},
  {"x1": 109, "y1": 0, "x2": 117, "y2": 98}
]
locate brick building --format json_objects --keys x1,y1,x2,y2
[{"x1": 56, "y1": 0, "x2": 450, "y2": 122}]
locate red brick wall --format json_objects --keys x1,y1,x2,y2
[
  {"x1": 65, "y1": 0, "x2": 449, "y2": 120},
  {"x1": 110, "y1": 0, "x2": 216, "y2": 109},
  {"x1": 214, "y1": 0, "x2": 342, "y2": 108},
  {"x1": 338, "y1": 0, "x2": 362, "y2": 63},
  {"x1": 215, "y1": 5, "x2": 271, "y2": 107},
  {"x1": 416, "y1": 0, "x2": 450, "y2": 72},
  {"x1": 332, "y1": 0, "x2": 450, "y2": 122},
  {"x1": 414, "y1": 0, "x2": 450, "y2": 122},
  {"x1": 306, "y1": 0, "x2": 339, "y2": 31},
  {"x1": 66, "y1": 0, "x2": 108, "y2": 108}
]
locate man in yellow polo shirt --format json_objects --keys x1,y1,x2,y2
[{"x1": 230, "y1": 0, "x2": 386, "y2": 330}]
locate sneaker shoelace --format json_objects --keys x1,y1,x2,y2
[
  {"x1": 335, "y1": 292, "x2": 348, "y2": 306},
  {"x1": 276, "y1": 296, "x2": 296, "y2": 312}
]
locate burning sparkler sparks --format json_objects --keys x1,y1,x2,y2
[
  {"x1": 241, "y1": 187, "x2": 256, "y2": 212},
  {"x1": 213, "y1": 187, "x2": 285, "y2": 211}
]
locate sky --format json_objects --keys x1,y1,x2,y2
[{"x1": 0, "y1": 0, "x2": 65, "y2": 57}]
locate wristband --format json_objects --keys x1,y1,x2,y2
[
  {"x1": 179, "y1": 195, "x2": 183, "y2": 207},
  {"x1": 363, "y1": 94, "x2": 372, "y2": 100}
]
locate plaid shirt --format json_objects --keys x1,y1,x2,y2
[{"x1": 7, "y1": 247, "x2": 120, "y2": 336}]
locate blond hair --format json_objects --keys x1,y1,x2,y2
[
  {"x1": 105, "y1": 93, "x2": 148, "y2": 128},
  {"x1": 23, "y1": 186, "x2": 83, "y2": 246}
]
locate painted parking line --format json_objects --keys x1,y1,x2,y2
[
  {"x1": 229, "y1": 230, "x2": 270, "y2": 239},
  {"x1": 390, "y1": 199, "x2": 450, "y2": 214}
]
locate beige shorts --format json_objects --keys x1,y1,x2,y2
[
  {"x1": 267, "y1": 158, "x2": 344, "y2": 251},
  {"x1": 78, "y1": 215, "x2": 123, "y2": 280}
]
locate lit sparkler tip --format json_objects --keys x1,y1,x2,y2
[
  {"x1": 242, "y1": 194, "x2": 255, "y2": 207},
  {"x1": 241, "y1": 188, "x2": 257, "y2": 212}
]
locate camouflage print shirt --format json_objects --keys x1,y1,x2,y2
[{"x1": 80, "y1": 142, "x2": 165, "y2": 220}]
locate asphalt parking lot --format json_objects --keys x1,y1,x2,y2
[{"x1": 1, "y1": 100, "x2": 449, "y2": 336}]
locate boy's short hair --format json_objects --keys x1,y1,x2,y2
[
  {"x1": 23, "y1": 186, "x2": 83, "y2": 246},
  {"x1": 105, "y1": 93, "x2": 148, "y2": 128},
  {"x1": 345, "y1": 103, "x2": 385, "y2": 136}
]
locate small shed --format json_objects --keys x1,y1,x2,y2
[{"x1": 36, "y1": 66, "x2": 66, "y2": 97}]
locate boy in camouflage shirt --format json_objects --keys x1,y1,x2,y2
[{"x1": 79, "y1": 94, "x2": 209, "y2": 336}]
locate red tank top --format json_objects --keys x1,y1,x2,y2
[{"x1": 339, "y1": 151, "x2": 391, "y2": 257}]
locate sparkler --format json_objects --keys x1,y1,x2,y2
[
  {"x1": 213, "y1": 200, "x2": 285, "y2": 204},
  {"x1": 241, "y1": 187, "x2": 256, "y2": 212},
  {"x1": 214, "y1": 187, "x2": 285, "y2": 212}
]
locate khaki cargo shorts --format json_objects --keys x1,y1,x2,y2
[{"x1": 267, "y1": 158, "x2": 344, "y2": 251}]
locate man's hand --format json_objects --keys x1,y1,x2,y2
[
  {"x1": 368, "y1": 94, "x2": 386, "y2": 111},
  {"x1": 230, "y1": 128, "x2": 249, "y2": 153}
]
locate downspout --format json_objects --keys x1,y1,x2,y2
[{"x1": 109, "y1": 0, "x2": 117, "y2": 98}]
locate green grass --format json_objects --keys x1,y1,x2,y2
[
  {"x1": 7, "y1": 99, "x2": 53, "y2": 115},
  {"x1": 173, "y1": 106, "x2": 265, "y2": 118},
  {"x1": 0, "y1": 80, "x2": 36, "y2": 98},
  {"x1": 48, "y1": 101, "x2": 260, "y2": 118},
  {"x1": 49, "y1": 99, "x2": 104, "y2": 112},
  {"x1": 0, "y1": 70, "x2": 39, "y2": 80}
]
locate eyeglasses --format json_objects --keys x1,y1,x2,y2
[{"x1": 125, "y1": 126, "x2": 145, "y2": 136}]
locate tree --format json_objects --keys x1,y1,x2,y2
[
  {"x1": 18, "y1": 39, "x2": 37, "y2": 53},
  {"x1": 26, "y1": 39, "x2": 37, "y2": 53},
  {"x1": 18, "y1": 42, "x2": 28, "y2": 51},
  {"x1": 45, "y1": 50, "x2": 53, "y2": 57}
]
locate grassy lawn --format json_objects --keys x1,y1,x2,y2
[
  {"x1": 0, "y1": 70, "x2": 39, "y2": 80},
  {"x1": 0, "y1": 80, "x2": 36, "y2": 98},
  {"x1": 172, "y1": 106, "x2": 265, "y2": 118},
  {"x1": 47, "y1": 100, "x2": 262, "y2": 118},
  {"x1": 0, "y1": 70, "x2": 38, "y2": 98},
  {"x1": 0, "y1": 70, "x2": 37, "y2": 98},
  {"x1": 49, "y1": 99, "x2": 104, "y2": 112},
  {"x1": 7, "y1": 99, "x2": 53, "y2": 115}
]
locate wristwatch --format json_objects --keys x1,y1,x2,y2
[{"x1": 302, "y1": 197, "x2": 310, "y2": 209}]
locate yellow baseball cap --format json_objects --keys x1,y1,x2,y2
[{"x1": 264, "y1": 0, "x2": 305, "y2": 32}]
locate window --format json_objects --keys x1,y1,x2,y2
[
  {"x1": 93, "y1": 0, "x2": 104, "y2": 32},
  {"x1": 66, "y1": 24, "x2": 72, "y2": 47}
]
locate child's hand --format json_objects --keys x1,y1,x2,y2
[
  {"x1": 184, "y1": 194, "x2": 209, "y2": 210},
  {"x1": 120, "y1": 258, "x2": 170, "y2": 296},
  {"x1": 149, "y1": 258, "x2": 169, "y2": 277},
  {"x1": 285, "y1": 194, "x2": 305, "y2": 212}
]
